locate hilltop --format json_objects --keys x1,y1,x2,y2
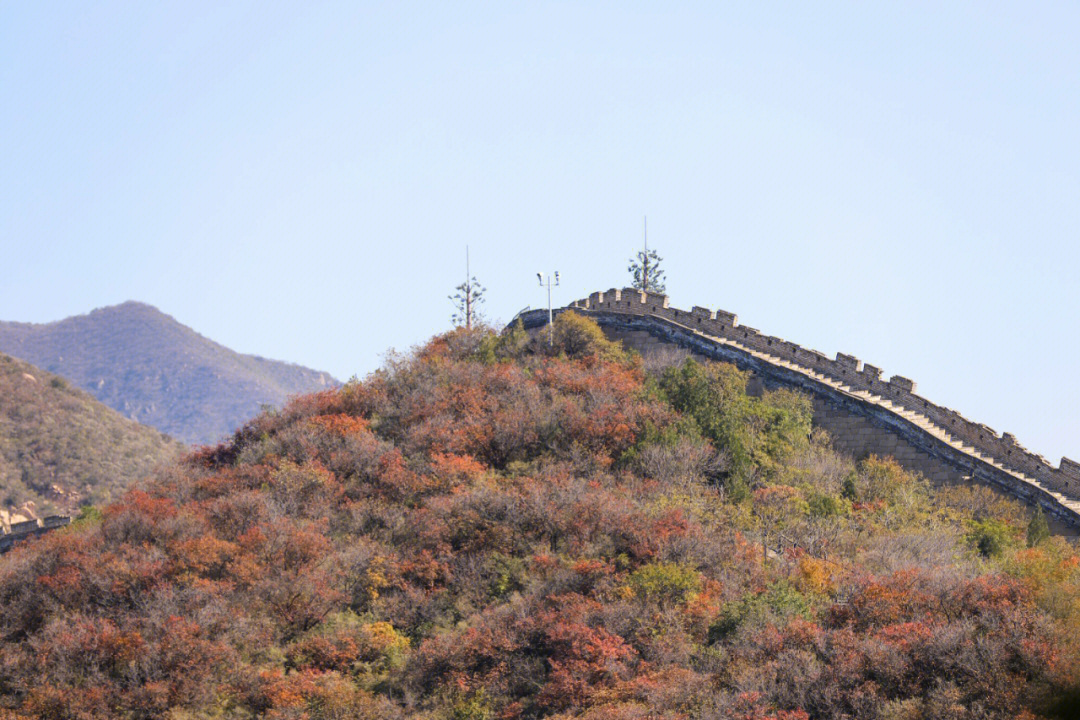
[
  {"x1": 1, "y1": 313, "x2": 1077, "y2": 720},
  {"x1": 0, "y1": 302, "x2": 338, "y2": 445},
  {"x1": 0, "y1": 352, "x2": 183, "y2": 520}
]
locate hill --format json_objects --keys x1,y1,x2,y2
[
  {"x1": 0, "y1": 352, "x2": 183, "y2": 521},
  {"x1": 0, "y1": 302, "x2": 338, "y2": 445},
  {"x1": 0, "y1": 314, "x2": 1078, "y2": 719}
]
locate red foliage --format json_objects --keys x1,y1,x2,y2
[{"x1": 1, "y1": 327, "x2": 1077, "y2": 720}]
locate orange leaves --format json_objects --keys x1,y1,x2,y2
[
  {"x1": 8, "y1": 323, "x2": 1080, "y2": 720},
  {"x1": 281, "y1": 389, "x2": 349, "y2": 422},
  {"x1": 35, "y1": 563, "x2": 83, "y2": 598},
  {"x1": 286, "y1": 617, "x2": 410, "y2": 674},
  {"x1": 872, "y1": 620, "x2": 935, "y2": 653},
  {"x1": 796, "y1": 556, "x2": 837, "y2": 596},
  {"x1": 307, "y1": 412, "x2": 369, "y2": 437},
  {"x1": 428, "y1": 451, "x2": 487, "y2": 488},
  {"x1": 255, "y1": 666, "x2": 392, "y2": 719},
  {"x1": 104, "y1": 489, "x2": 177, "y2": 525},
  {"x1": 534, "y1": 595, "x2": 638, "y2": 711},
  {"x1": 172, "y1": 534, "x2": 237, "y2": 580}
]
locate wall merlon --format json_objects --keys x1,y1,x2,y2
[
  {"x1": 889, "y1": 375, "x2": 916, "y2": 392},
  {"x1": 836, "y1": 353, "x2": 862, "y2": 371},
  {"x1": 862, "y1": 364, "x2": 883, "y2": 381},
  {"x1": 1061, "y1": 458, "x2": 1080, "y2": 480},
  {"x1": 691, "y1": 306, "x2": 715, "y2": 320},
  {"x1": 737, "y1": 326, "x2": 760, "y2": 339},
  {"x1": 777, "y1": 340, "x2": 801, "y2": 358},
  {"x1": 643, "y1": 292, "x2": 669, "y2": 309},
  {"x1": 715, "y1": 310, "x2": 737, "y2": 327}
]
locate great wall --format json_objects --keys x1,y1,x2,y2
[
  {"x1": 514, "y1": 288, "x2": 1080, "y2": 531},
  {"x1": 0, "y1": 516, "x2": 71, "y2": 554}
]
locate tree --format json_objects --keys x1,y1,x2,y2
[
  {"x1": 841, "y1": 473, "x2": 858, "y2": 502},
  {"x1": 450, "y1": 247, "x2": 485, "y2": 328},
  {"x1": 1027, "y1": 506, "x2": 1050, "y2": 547},
  {"x1": 628, "y1": 245, "x2": 666, "y2": 293},
  {"x1": 450, "y1": 277, "x2": 485, "y2": 329},
  {"x1": 628, "y1": 219, "x2": 666, "y2": 292}
]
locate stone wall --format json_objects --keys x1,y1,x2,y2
[
  {"x1": 0, "y1": 515, "x2": 70, "y2": 554},
  {"x1": 511, "y1": 288, "x2": 1080, "y2": 529}
]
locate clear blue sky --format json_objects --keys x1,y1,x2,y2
[{"x1": 2, "y1": 2, "x2": 1078, "y2": 463}]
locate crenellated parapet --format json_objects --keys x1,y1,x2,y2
[
  {"x1": 0, "y1": 515, "x2": 70, "y2": 554},
  {"x1": 515, "y1": 288, "x2": 1080, "y2": 527}
]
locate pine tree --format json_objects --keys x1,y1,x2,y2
[
  {"x1": 628, "y1": 218, "x2": 666, "y2": 292},
  {"x1": 1027, "y1": 506, "x2": 1050, "y2": 547},
  {"x1": 450, "y1": 277, "x2": 485, "y2": 329},
  {"x1": 450, "y1": 246, "x2": 485, "y2": 329},
  {"x1": 841, "y1": 473, "x2": 858, "y2": 502}
]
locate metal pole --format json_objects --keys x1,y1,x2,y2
[{"x1": 547, "y1": 276, "x2": 553, "y2": 346}]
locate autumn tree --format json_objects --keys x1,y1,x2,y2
[{"x1": 1, "y1": 314, "x2": 1079, "y2": 720}]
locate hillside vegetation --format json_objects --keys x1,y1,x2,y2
[
  {"x1": 1, "y1": 313, "x2": 1078, "y2": 720},
  {"x1": 0, "y1": 353, "x2": 183, "y2": 517},
  {"x1": 0, "y1": 302, "x2": 337, "y2": 445}
]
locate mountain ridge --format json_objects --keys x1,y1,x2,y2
[
  {"x1": 0, "y1": 351, "x2": 183, "y2": 520},
  {"x1": 0, "y1": 301, "x2": 338, "y2": 445}
]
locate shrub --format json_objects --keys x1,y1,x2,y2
[
  {"x1": 659, "y1": 359, "x2": 811, "y2": 480},
  {"x1": 627, "y1": 561, "x2": 702, "y2": 604},
  {"x1": 966, "y1": 518, "x2": 1017, "y2": 558},
  {"x1": 544, "y1": 311, "x2": 627, "y2": 362},
  {"x1": 1027, "y1": 507, "x2": 1050, "y2": 547}
]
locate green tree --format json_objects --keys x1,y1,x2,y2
[
  {"x1": 1027, "y1": 507, "x2": 1050, "y2": 547},
  {"x1": 966, "y1": 517, "x2": 1016, "y2": 558},
  {"x1": 659, "y1": 359, "x2": 811, "y2": 481},
  {"x1": 841, "y1": 472, "x2": 858, "y2": 502},
  {"x1": 450, "y1": 276, "x2": 485, "y2": 329},
  {"x1": 628, "y1": 244, "x2": 666, "y2": 292}
]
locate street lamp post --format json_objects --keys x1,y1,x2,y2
[{"x1": 537, "y1": 271, "x2": 560, "y2": 346}]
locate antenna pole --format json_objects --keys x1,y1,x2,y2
[
  {"x1": 465, "y1": 245, "x2": 471, "y2": 329},
  {"x1": 547, "y1": 276, "x2": 553, "y2": 346},
  {"x1": 643, "y1": 216, "x2": 649, "y2": 291}
]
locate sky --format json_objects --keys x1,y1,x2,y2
[{"x1": 2, "y1": 2, "x2": 1078, "y2": 463}]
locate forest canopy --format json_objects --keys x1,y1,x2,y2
[{"x1": 1, "y1": 313, "x2": 1078, "y2": 720}]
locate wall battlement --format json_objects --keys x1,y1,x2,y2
[
  {"x1": 515, "y1": 288, "x2": 1080, "y2": 527},
  {"x1": 0, "y1": 515, "x2": 71, "y2": 554}
]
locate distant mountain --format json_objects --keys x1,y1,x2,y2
[
  {"x1": 0, "y1": 352, "x2": 183, "y2": 519},
  {"x1": 0, "y1": 302, "x2": 338, "y2": 445}
]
